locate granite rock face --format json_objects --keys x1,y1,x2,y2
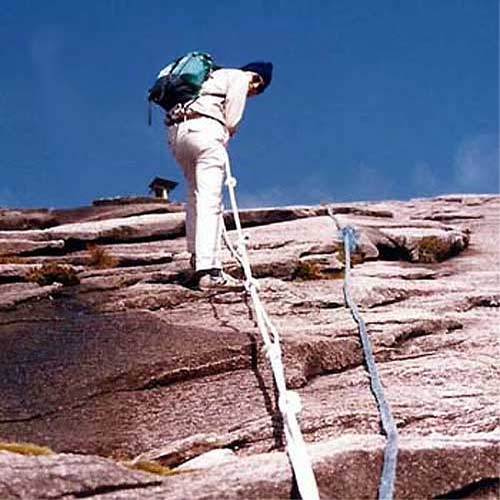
[
  {"x1": 0, "y1": 195, "x2": 498, "y2": 499},
  {"x1": 0, "y1": 199, "x2": 184, "y2": 230}
]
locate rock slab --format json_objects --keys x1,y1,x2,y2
[{"x1": 0, "y1": 194, "x2": 498, "y2": 499}]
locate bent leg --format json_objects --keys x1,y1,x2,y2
[
  {"x1": 169, "y1": 130, "x2": 197, "y2": 256},
  {"x1": 183, "y1": 163, "x2": 197, "y2": 256}
]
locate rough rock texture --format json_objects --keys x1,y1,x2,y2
[
  {"x1": 0, "y1": 194, "x2": 498, "y2": 499},
  {"x1": 0, "y1": 200, "x2": 184, "y2": 230},
  {"x1": 0, "y1": 450, "x2": 163, "y2": 499}
]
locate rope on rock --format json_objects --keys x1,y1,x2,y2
[
  {"x1": 222, "y1": 164, "x2": 320, "y2": 500},
  {"x1": 327, "y1": 207, "x2": 399, "y2": 500}
]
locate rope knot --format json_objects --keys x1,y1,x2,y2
[
  {"x1": 279, "y1": 390, "x2": 302, "y2": 416},
  {"x1": 236, "y1": 233, "x2": 250, "y2": 253},
  {"x1": 341, "y1": 225, "x2": 359, "y2": 252},
  {"x1": 225, "y1": 176, "x2": 237, "y2": 188},
  {"x1": 244, "y1": 277, "x2": 260, "y2": 292},
  {"x1": 264, "y1": 342, "x2": 280, "y2": 362}
]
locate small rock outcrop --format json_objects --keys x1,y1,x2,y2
[{"x1": 0, "y1": 195, "x2": 498, "y2": 499}]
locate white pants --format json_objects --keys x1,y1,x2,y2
[{"x1": 168, "y1": 117, "x2": 230, "y2": 271}]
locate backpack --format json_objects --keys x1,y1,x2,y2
[{"x1": 147, "y1": 51, "x2": 220, "y2": 125}]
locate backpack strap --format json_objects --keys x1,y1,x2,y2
[{"x1": 200, "y1": 92, "x2": 226, "y2": 98}]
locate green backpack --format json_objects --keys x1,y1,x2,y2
[{"x1": 147, "y1": 51, "x2": 222, "y2": 124}]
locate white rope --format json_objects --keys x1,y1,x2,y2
[{"x1": 222, "y1": 166, "x2": 320, "y2": 500}]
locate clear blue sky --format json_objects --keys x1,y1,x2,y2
[{"x1": 0, "y1": 0, "x2": 498, "y2": 209}]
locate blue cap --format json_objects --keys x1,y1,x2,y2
[{"x1": 240, "y1": 61, "x2": 273, "y2": 94}]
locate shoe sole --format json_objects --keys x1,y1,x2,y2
[{"x1": 198, "y1": 282, "x2": 245, "y2": 292}]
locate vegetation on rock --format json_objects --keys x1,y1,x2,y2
[
  {"x1": 336, "y1": 247, "x2": 365, "y2": 267},
  {"x1": 123, "y1": 460, "x2": 177, "y2": 476},
  {"x1": 0, "y1": 441, "x2": 54, "y2": 456},
  {"x1": 417, "y1": 236, "x2": 454, "y2": 263},
  {"x1": 293, "y1": 260, "x2": 325, "y2": 280},
  {"x1": 87, "y1": 244, "x2": 118, "y2": 269},
  {"x1": 0, "y1": 256, "x2": 24, "y2": 264},
  {"x1": 26, "y1": 263, "x2": 79, "y2": 286},
  {"x1": 293, "y1": 259, "x2": 344, "y2": 280}
]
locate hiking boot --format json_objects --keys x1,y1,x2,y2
[{"x1": 197, "y1": 269, "x2": 245, "y2": 292}]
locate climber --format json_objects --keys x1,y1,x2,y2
[{"x1": 166, "y1": 61, "x2": 273, "y2": 291}]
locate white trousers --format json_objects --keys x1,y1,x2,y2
[{"x1": 168, "y1": 117, "x2": 230, "y2": 271}]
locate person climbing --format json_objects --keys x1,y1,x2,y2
[{"x1": 165, "y1": 60, "x2": 273, "y2": 291}]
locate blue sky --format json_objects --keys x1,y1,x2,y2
[{"x1": 0, "y1": 0, "x2": 498, "y2": 209}]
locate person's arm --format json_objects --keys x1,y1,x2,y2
[{"x1": 224, "y1": 71, "x2": 252, "y2": 136}]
